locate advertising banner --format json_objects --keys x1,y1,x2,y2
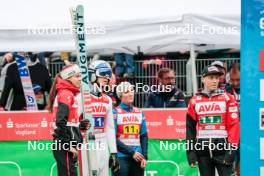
[
  {"x1": 0, "y1": 109, "x2": 187, "y2": 141},
  {"x1": 0, "y1": 140, "x2": 198, "y2": 176}
]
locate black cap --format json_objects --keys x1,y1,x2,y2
[
  {"x1": 211, "y1": 61, "x2": 226, "y2": 70},
  {"x1": 202, "y1": 66, "x2": 223, "y2": 77}
]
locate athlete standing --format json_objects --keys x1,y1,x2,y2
[
  {"x1": 78, "y1": 60, "x2": 120, "y2": 175},
  {"x1": 186, "y1": 65, "x2": 239, "y2": 176},
  {"x1": 113, "y1": 81, "x2": 148, "y2": 176},
  {"x1": 49, "y1": 64, "x2": 90, "y2": 176}
]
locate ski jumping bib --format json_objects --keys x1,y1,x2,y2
[{"x1": 116, "y1": 107, "x2": 143, "y2": 146}]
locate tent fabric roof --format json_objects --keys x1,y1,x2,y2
[{"x1": 0, "y1": 0, "x2": 240, "y2": 53}]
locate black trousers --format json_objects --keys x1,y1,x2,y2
[
  {"x1": 112, "y1": 157, "x2": 144, "y2": 176},
  {"x1": 53, "y1": 148, "x2": 78, "y2": 176},
  {"x1": 198, "y1": 155, "x2": 235, "y2": 176}
]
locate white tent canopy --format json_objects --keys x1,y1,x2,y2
[{"x1": 0, "y1": 0, "x2": 240, "y2": 54}]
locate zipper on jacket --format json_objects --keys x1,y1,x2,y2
[
  {"x1": 209, "y1": 138, "x2": 213, "y2": 158},
  {"x1": 71, "y1": 127, "x2": 75, "y2": 140}
]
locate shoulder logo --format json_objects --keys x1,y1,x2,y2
[{"x1": 196, "y1": 96, "x2": 202, "y2": 100}]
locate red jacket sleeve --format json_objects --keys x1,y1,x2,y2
[
  {"x1": 225, "y1": 93, "x2": 240, "y2": 146},
  {"x1": 187, "y1": 96, "x2": 197, "y2": 121}
]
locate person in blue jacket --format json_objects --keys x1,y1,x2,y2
[{"x1": 112, "y1": 81, "x2": 148, "y2": 176}]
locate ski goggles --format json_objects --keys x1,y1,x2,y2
[
  {"x1": 96, "y1": 68, "x2": 112, "y2": 79},
  {"x1": 88, "y1": 67, "x2": 112, "y2": 79}
]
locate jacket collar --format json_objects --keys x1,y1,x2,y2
[
  {"x1": 197, "y1": 88, "x2": 224, "y2": 97},
  {"x1": 119, "y1": 102, "x2": 134, "y2": 112},
  {"x1": 56, "y1": 77, "x2": 80, "y2": 95}
]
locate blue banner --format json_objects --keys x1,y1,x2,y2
[{"x1": 241, "y1": 0, "x2": 264, "y2": 175}]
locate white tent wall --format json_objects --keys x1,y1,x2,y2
[{"x1": 0, "y1": 0, "x2": 240, "y2": 53}]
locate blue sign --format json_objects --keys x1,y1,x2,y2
[{"x1": 241, "y1": 0, "x2": 264, "y2": 175}]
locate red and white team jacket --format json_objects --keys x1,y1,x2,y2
[
  {"x1": 52, "y1": 78, "x2": 83, "y2": 145},
  {"x1": 187, "y1": 91, "x2": 240, "y2": 146},
  {"x1": 77, "y1": 93, "x2": 117, "y2": 154}
]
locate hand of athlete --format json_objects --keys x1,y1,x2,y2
[
  {"x1": 140, "y1": 159, "x2": 147, "y2": 168},
  {"x1": 109, "y1": 153, "x2": 120, "y2": 173},
  {"x1": 133, "y1": 152, "x2": 144, "y2": 162},
  {"x1": 223, "y1": 148, "x2": 236, "y2": 165},
  {"x1": 79, "y1": 119, "x2": 91, "y2": 130},
  {"x1": 190, "y1": 163, "x2": 196, "y2": 168},
  {"x1": 69, "y1": 147, "x2": 78, "y2": 158}
]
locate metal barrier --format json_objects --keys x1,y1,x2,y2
[
  {"x1": 196, "y1": 58, "x2": 240, "y2": 89},
  {"x1": 47, "y1": 57, "x2": 239, "y2": 108}
]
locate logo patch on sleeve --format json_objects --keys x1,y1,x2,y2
[
  {"x1": 229, "y1": 107, "x2": 238, "y2": 112},
  {"x1": 231, "y1": 113, "x2": 238, "y2": 119}
]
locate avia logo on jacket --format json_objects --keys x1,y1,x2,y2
[
  {"x1": 117, "y1": 114, "x2": 142, "y2": 124},
  {"x1": 122, "y1": 115, "x2": 140, "y2": 123},
  {"x1": 195, "y1": 102, "x2": 226, "y2": 115},
  {"x1": 92, "y1": 103, "x2": 107, "y2": 113}
]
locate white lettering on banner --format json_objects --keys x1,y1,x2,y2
[
  {"x1": 15, "y1": 130, "x2": 36, "y2": 136},
  {"x1": 175, "y1": 128, "x2": 185, "y2": 134},
  {"x1": 195, "y1": 102, "x2": 226, "y2": 115},
  {"x1": 117, "y1": 114, "x2": 142, "y2": 124},
  {"x1": 145, "y1": 171, "x2": 158, "y2": 176},
  {"x1": 15, "y1": 123, "x2": 39, "y2": 128},
  {"x1": 146, "y1": 122, "x2": 162, "y2": 127},
  {"x1": 41, "y1": 118, "x2": 48, "y2": 128},
  {"x1": 166, "y1": 116, "x2": 174, "y2": 126},
  {"x1": 260, "y1": 17, "x2": 264, "y2": 29},
  {"x1": 175, "y1": 120, "x2": 185, "y2": 126}
]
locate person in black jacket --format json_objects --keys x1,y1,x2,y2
[{"x1": 0, "y1": 53, "x2": 52, "y2": 110}]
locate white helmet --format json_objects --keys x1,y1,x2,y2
[{"x1": 88, "y1": 60, "x2": 112, "y2": 83}]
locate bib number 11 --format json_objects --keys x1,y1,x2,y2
[
  {"x1": 123, "y1": 125, "x2": 140, "y2": 134},
  {"x1": 200, "y1": 116, "x2": 222, "y2": 124}
]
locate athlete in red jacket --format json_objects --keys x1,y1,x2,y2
[
  {"x1": 49, "y1": 64, "x2": 90, "y2": 176},
  {"x1": 186, "y1": 65, "x2": 239, "y2": 176}
]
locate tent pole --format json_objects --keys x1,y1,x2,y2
[{"x1": 190, "y1": 44, "x2": 198, "y2": 94}]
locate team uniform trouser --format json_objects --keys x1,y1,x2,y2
[
  {"x1": 112, "y1": 157, "x2": 144, "y2": 176},
  {"x1": 53, "y1": 146, "x2": 78, "y2": 176},
  {"x1": 97, "y1": 140, "x2": 110, "y2": 176},
  {"x1": 79, "y1": 137, "x2": 111, "y2": 176},
  {"x1": 197, "y1": 155, "x2": 235, "y2": 176},
  {"x1": 89, "y1": 137, "x2": 110, "y2": 176}
]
